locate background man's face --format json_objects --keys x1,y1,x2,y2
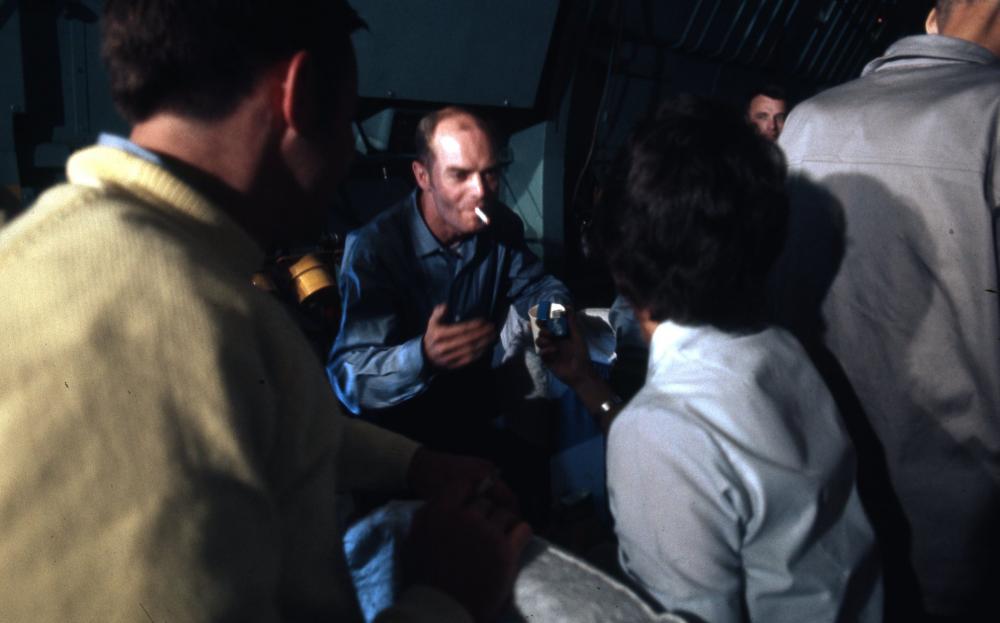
[
  {"x1": 748, "y1": 94, "x2": 787, "y2": 141},
  {"x1": 421, "y1": 116, "x2": 499, "y2": 241}
]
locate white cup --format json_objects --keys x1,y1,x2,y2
[{"x1": 528, "y1": 302, "x2": 567, "y2": 352}]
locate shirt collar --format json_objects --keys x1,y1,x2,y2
[
  {"x1": 863, "y1": 34, "x2": 1000, "y2": 76},
  {"x1": 647, "y1": 320, "x2": 767, "y2": 380},
  {"x1": 647, "y1": 321, "x2": 702, "y2": 378},
  {"x1": 97, "y1": 133, "x2": 164, "y2": 166},
  {"x1": 407, "y1": 190, "x2": 441, "y2": 258}
]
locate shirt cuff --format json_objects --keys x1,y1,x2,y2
[{"x1": 409, "y1": 334, "x2": 436, "y2": 383}]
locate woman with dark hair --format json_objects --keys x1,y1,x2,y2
[{"x1": 600, "y1": 97, "x2": 882, "y2": 622}]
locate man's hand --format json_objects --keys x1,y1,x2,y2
[
  {"x1": 536, "y1": 310, "x2": 593, "y2": 387},
  {"x1": 404, "y1": 477, "x2": 533, "y2": 622},
  {"x1": 537, "y1": 310, "x2": 622, "y2": 433},
  {"x1": 423, "y1": 304, "x2": 496, "y2": 369},
  {"x1": 407, "y1": 447, "x2": 518, "y2": 513}
]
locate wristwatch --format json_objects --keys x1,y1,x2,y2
[{"x1": 599, "y1": 395, "x2": 624, "y2": 415}]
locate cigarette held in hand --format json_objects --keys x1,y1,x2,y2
[{"x1": 474, "y1": 206, "x2": 490, "y2": 225}]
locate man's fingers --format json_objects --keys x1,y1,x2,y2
[
  {"x1": 428, "y1": 303, "x2": 448, "y2": 326},
  {"x1": 435, "y1": 319, "x2": 494, "y2": 341},
  {"x1": 485, "y1": 480, "x2": 520, "y2": 513},
  {"x1": 425, "y1": 315, "x2": 497, "y2": 368},
  {"x1": 486, "y1": 506, "x2": 522, "y2": 536},
  {"x1": 506, "y1": 521, "x2": 533, "y2": 558},
  {"x1": 428, "y1": 320, "x2": 494, "y2": 349},
  {"x1": 430, "y1": 475, "x2": 485, "y2": 511},
  {"x1": 432, "y1": 325, "x2": 496, "y2": 361}
]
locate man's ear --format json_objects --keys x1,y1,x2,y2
[
  {"x1": 926, "y1": 7, "x2": 940, "y2": 34},
  {"x1": 412, "y1": 159, "x2": 432, "y2": 191},
  {"x1": 281, "y1": 50, "x2": 319, "y2": 135}
]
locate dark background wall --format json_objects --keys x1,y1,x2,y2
[{"x1": 1, "y1": 0, "x2": 934, "y2": 296}]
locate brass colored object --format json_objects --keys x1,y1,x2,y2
[{"x1": 288, "y1": 253, "x2": 336, "y2": 304}]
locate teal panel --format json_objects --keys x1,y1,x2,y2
[
  {"x1": 349, "y1": 0, "x2": 560, "y2": 108},
  {"x1": 0, "y1": 1, "x2": 24, "y2": 186}
]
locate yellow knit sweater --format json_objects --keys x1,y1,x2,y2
[{"x1": 0, "y1": 146, "x2": 469, "y2": 622}]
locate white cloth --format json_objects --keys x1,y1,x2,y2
[
  {"x1": 344, "y1": 501, "x2": 687, "y2": 623},
  {"x1": 607, "y1": 322, "x2": 882, "y2": 623}
]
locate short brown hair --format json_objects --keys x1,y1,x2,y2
[
  {"x1": 602, "y1": 95, "x2": 788, "y2": 330},
  {"x1": 102, "y1": 0, "x2": 364, "y2": 123}
]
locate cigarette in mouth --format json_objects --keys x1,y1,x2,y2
[{"x1": 474, "y1": 207, "x2": 490, "y2": 225}]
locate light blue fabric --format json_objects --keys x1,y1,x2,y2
[
  {"x1": 608, "y1": 322, "x2": 883, "y2": 623},
  {"x1": 97, "y1": 133, "x2": 164, "y2": 166},
  {"x1": 344, "y1": 501, "x2": 421, "y2": 622},
  {"x1": 328, "y1": 190, "x2": 570, "y2": 413}
]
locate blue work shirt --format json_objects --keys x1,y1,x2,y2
[{"x1": 327, "y1": 190, "x2": 570, "y2": 414}]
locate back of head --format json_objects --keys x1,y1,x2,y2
[
  {"x1": 102, "y1": 0, "x2": 363, "y2": 123},
  {"x1": 602, "y1": 95, "x2": 788, "y2": 331}
]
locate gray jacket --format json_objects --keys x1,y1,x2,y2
[{"x1": 772, "y1": 34, "x2": 1000, "y2": 616}]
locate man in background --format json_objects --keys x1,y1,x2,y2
[
  {"x1": 746, "y1": 84, "x2": 788, "y2": 142},
  {"x1": 772, "y1": 1, "x2": 1000, "y2": 619},
  {"x1": 329, "y1": 107, "x2": 569, "y2": 517},
  {"x1": 0, "y1": 2, "x2": 529, "y2": 621}
]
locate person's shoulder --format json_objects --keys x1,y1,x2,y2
[
  {"x1": 352, "y1": 193, "x2": 417, "y2": 238},
  {"x1": 785, "y1": 78, "x2": 863, "y2": 125},
  {"x1": 343, "y1": 198, "x2": 413, "y2": 258},
  {"x1": 0, "y1": 181, "x2": 177, "y2": 271},
  {"x1": 609, "y1": 383, "x2": 702, "y2": 447}
]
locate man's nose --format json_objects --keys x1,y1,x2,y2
[{"x1": 469, "y1": 173, "x2": 486, "y2": 198}]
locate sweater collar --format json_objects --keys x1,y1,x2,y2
[{"x1": 66, "y1": 144, "x2": 264, "y2": 274}]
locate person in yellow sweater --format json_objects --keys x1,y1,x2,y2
[{"x1": 0, "y1": 1, "x2": 530, "y2": 621}]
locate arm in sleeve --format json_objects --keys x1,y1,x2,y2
[
  {"x1": 336, "y1": 418, "x2": 420, "y2": 492},
  {"x1": 327, "y1": 233, "x2": 431, "y2": 414},
  {"x1": 607, "y1": 406, "x2": 748, "y2": 623},
  {"x1": 500, "y1": 213, "x2": 571, "y2": 318}
]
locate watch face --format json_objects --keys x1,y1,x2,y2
[{"x1": 600, "y1": 396, "x2": 624, "y2": 413}]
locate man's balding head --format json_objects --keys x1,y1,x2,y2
[{"x1": 414, "y1": 107, "x2": 497, "y2": 167}]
